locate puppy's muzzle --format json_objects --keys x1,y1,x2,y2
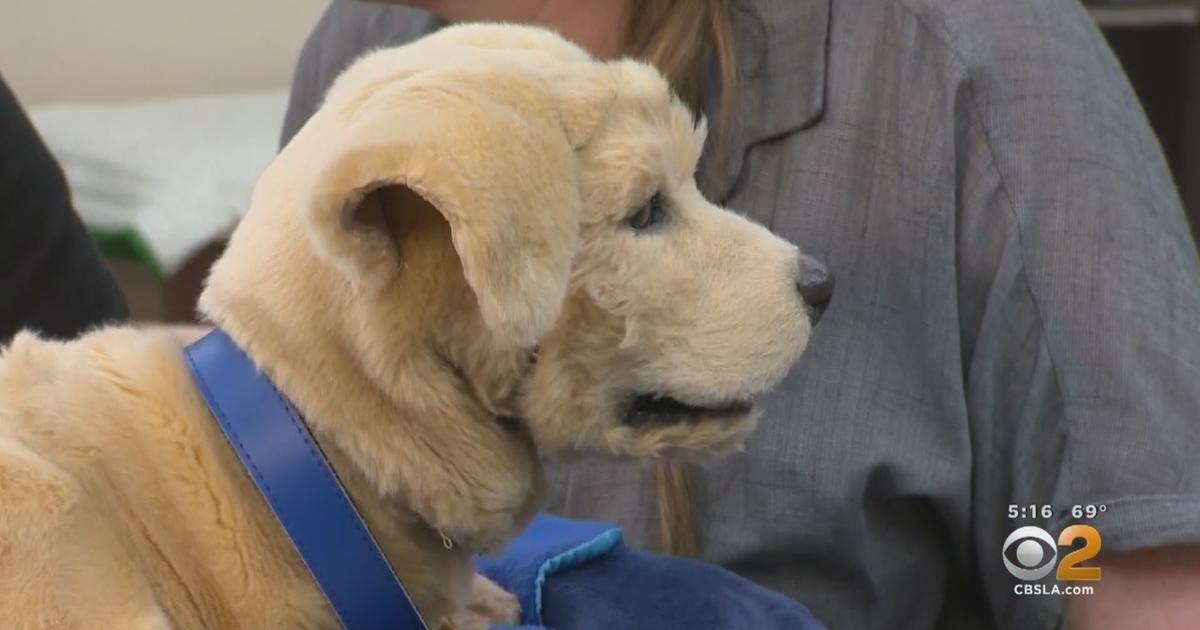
[{"x1": 796, "y1": 254, "x2": 834, "y2": 324}]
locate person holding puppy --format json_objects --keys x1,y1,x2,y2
[{"x1": 283, "y1": 1, "x2": 1200, "y2": 628}]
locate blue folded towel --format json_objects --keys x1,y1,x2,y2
[{"x1": 476, "y1": 515, "x2": 825, "y2": 630}]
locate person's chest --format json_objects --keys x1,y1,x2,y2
[
  {"x1": 700, "y1": 108, "x2": 975, "y2": 627},
  {"x1": 550, "y1": 46, "x2": 988, "y2": 629}
]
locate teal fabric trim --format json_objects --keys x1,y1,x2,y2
[{"x1": 533, "y1": 527, "x2": 623, "y2": 623}]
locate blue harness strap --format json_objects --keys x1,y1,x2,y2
[{"x1": 184, "y1": 329, "x2": 428, "y2": 630}]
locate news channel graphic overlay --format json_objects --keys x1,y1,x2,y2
[{"x1": 1002, "y1": 504, "x2": 1105, "y2": 596}]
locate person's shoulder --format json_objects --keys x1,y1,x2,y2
[
  {"x1": 314, "y1": 0, "x2": 438, "y2": 56},
  {"x1": 295, "y1": 0, "x2": 439, "y2": 91},
  {"x1": 875, "y1": 0, "x2": 1137, "y2": 137},
  {"x1": 882, "y1": 0, "x2": 1111, "y2": 76},
  {"x1": 283, "y1": 1, "x2": 441, "y2": 145}
]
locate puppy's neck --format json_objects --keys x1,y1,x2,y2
[
  {"x1": 198, "y1": 183, "x2": 543, "y2": 569},
  {"x1": 198, "y1": 226, "x2": 453, "y2": 544}
]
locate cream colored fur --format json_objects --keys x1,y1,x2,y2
[{"x1": 0, "y1": 23, "x2": 819, "y2": 629}]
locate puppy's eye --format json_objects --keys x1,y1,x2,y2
[{"x1": 627, "y1": 193, "x2": 667, "y2": 230}]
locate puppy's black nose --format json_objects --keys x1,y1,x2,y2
[{"x1": 796, "y1": 255, "x2": 834, "y2": 324}]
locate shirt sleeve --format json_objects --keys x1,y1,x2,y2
[
  {"x1": 0, "y1": 75, "x2": 127, "y2": 343},
  {"x1": 947, "y1": 5, "x2": 1200, "y2": 625}
]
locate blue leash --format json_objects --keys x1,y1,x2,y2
[{"x1": 184, "y1": 329, "x2": 429, "y2": 630}]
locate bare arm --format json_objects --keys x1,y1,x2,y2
[{"x1": 1065, "y1": 545, "x2": 1200, "y2": 629}]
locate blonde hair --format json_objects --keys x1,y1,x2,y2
[{"x1": 623, "y1": 0, "x2": 739, "y2": 559}]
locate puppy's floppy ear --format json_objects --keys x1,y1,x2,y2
[{"x1": 302, "y1": 67, "x2": 584, "y2": 348}]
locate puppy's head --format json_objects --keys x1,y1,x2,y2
[
  {"x1": 225, "y1": 24, "x2": 828, "y2": 465},
  {"x1": 521, "y1": 59, "x2": 830, "y2": 459}
]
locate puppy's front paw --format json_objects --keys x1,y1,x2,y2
[{"x1": 447, "y1": 574, "x2": 521, "y2": 630}]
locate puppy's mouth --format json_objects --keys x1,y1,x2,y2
[{"x1": 623, "y1": 393, "x2": 753, "y2": 427}]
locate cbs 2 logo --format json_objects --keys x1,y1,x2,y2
[{"x1": 1002, "y1": 525, "x2": 1101, "y2": 581}]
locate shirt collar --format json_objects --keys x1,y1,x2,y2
[
  {"x1": 702, "y1": 0, "x2": 830, "y2": 201},
  {"x1": 408, "y1": 0, "x2": 830, "y2": 202}
]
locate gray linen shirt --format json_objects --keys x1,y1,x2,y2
[{"x1": 281, "y1": 1, "x2": 1200, "y2": 628}]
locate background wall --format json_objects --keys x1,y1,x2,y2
[
  {"x1": 0, "y1": 0, "x2": 333, "y2": 320},
  {"x1": 0, "y1": 0, "x2": 329, "y2": 105}
]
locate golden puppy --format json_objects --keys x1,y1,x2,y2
[{"x1": 0, "y1": 24, "x2": 828, "y2": 629}]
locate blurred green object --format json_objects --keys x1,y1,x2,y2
[{"x1": 92, "y1": 228, "x2": 163, "y2": 279}]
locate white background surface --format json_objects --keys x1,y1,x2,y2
[{"x1": 0, "y1": 0, "x2": 329, "y2": 105}]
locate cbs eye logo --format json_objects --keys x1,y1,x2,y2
[{"x1": 1002, "y1": 525, "x2": 1102, "y2": 581}]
